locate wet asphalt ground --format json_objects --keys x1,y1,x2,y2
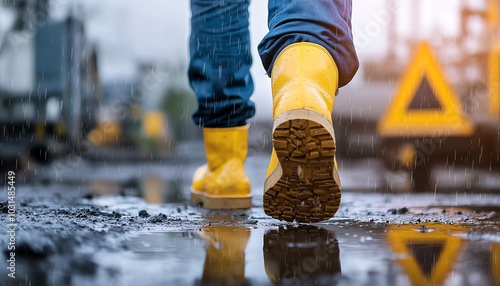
[{"x1": 0, "y1": 143, "x2": 500, "y2": 286}]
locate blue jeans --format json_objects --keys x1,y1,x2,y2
[
  {"x1": 189, "y1": 0, "x2": 358, "y2": 127},
  {"x1": 189, "y1": 0, "x2": 255, "y2": 128}
]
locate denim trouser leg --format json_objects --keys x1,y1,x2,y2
[
  {"x1": 189, "y1": 0, "x2": 255, "y2": 128},
  {"x1": 258, "y1": 0, "x2": 359, "y2": 88}
]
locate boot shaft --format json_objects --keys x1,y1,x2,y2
[
  {"x1": 203, "y1": 125, "x2": 249, "y2": 171},
  {"x1": 271, "y1": 43, "x2": 339, "y2": 121}
]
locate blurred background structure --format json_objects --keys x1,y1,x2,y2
[{"x1": 0, "y1": 0, "x2": 499, "y2": 192}]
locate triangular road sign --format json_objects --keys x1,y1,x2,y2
[
  {"x1": 407, "y1": 242, "x2": 445, "y2": 277},
  {"x1": 408, "y1": 78, "x2": 442, "y2": 110},
  {"x1": 387, "y1": 224, "x2": 465, "y2": 285},
  {"x1": 378, "y1": 43, "x2": 474, "y2": 137}
]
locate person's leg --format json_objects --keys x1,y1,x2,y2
[
  {"x1": 258, "y1": 0, "x2": 358, "y2": 88},
  {"x1": 189, "y1": 0, "x2": 255, "y2": 127},
  {"x1": 189, "y1": 0, "x2": 255, "y2": 209},
  {"x1": 259, "y1": 0, "x2": 359, "y2": 222}
]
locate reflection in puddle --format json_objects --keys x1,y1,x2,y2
[
  {"x1": 194, "y1": 224, "x2": 342, "y2": 285},
  {"x1": 88, "y1": 176, "x2": 184, "y2": 203},
  {"x1": 2, "y1": 222, "x2": 500, "y2": 285},
  {"x1": 264, "y1": 226, "x2": 341, "y2": 284},
  {"x1": 197, "y1": 226, "x2": 251, "y2": 284},
  {"x1": 387, "y1": 223, "x2": 465, "y2": 285}
]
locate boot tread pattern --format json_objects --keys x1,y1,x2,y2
[{"x1": 264, "y1": 119, "x2": 341, "y2": 223}]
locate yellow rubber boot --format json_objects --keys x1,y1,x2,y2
[
  {"x1": 263, "y1": 42, "x2": 341, "y2": 223},
  {"x1": 191, "y1": 125, "x2": 252, "y2": 209},
  {"x1": 198, "y1": 226, "x2": 250, "y2": 284}
]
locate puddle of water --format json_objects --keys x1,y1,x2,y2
[
  {"x1": 1, "y1": 221, "x2": 499, "y2": 285},
  {"x1": 74, "y1": 182, "x2": 500, "y2": 285}
]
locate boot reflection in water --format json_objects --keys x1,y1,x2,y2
[
  {"x1": 197, "y1": 226, "x2": 251, "y2": 285},
  {"x1": 264, "y1": 225, "x2": 341, "y2": 285}
]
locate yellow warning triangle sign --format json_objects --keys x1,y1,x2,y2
[
  {"x1": 387, "y1": 224, "x2": 465, "y2": 286},
  {"x1": 378, "y1": 43, "x2": 474, "y2": 137}
]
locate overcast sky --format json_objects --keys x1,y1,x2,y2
[{"x1": 74, "y1": 0, "x2": 465, "y2": 74}]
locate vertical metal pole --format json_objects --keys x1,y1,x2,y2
[
  {"x1": 488, "y1": 0, "x2": 500, "y2": 117},
  {"x1": 387, "y1": 0, "x2": 397, "y2": 59},
  {"x1": 411, "y1": 0, "x2": 421, "y2": 42},
  {"x1": 487, "y1": 0, "x2": 499, "y2": 29},
  {"x1": 70, "y1": 17, "x2": 82, "y2": 144}
]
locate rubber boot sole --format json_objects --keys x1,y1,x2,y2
[
  {"x1": 263, "y1": 109, "x2": 341, "y2": 223},
  {"x1": 191, "y1": 190, "x2": 252, "y2": 210}
]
